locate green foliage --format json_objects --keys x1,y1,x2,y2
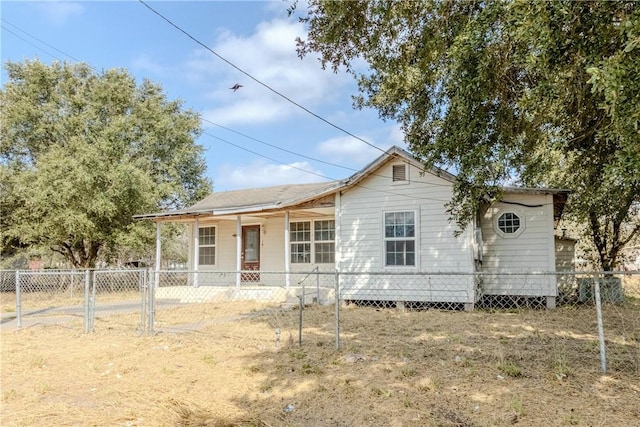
[
  {"x1": 298, "y1": 0, "x2": 640, "y2": 270},
  {"x1": 0, "y1": 59, "x2": 212, "y2": 267}
]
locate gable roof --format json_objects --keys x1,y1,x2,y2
[
  {"x1": 343, "y1": 145, "x2": 456, "y2": 188},
  {"x1": 134, "y1": 145, "x2": 569, "y2": 221}
]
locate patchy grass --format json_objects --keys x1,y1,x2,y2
[{"x1": 1, "y1": 302, "x2": 639, "y2": 426}]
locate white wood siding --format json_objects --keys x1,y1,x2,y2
[
  {"x1": 337, "y1": 161, "x2": 475, "y2": 303},
  {"x1": 339, "y1": 161, "x2": 474, "y2": 272},
  {"x1": 480, "y1": 193, "x2": 557, "y2": 296},
  {"x1": 187, "y1": 214, "x2": 335, "y2": 286}
]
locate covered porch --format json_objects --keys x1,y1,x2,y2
[{"x1": 135, "y1": 182, "x2": 341, "y2": 290}]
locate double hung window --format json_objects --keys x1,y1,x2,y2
[
  {"x1": 384, "y1": 212, "x2": 415, "y2": 266},
  {"x1": 290, "y1": 220, "x2": 335, "y2": 264},
  {"x1": 198, "y1": 226, "x2": 216, "y2": 265}
]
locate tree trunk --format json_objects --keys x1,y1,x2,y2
[{"x1": 52, "y1": 240, "x2": 101, "y2": 269}]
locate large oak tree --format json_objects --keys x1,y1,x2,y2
[
  {"x1": 0, "y1": 60, "x2": 211, "y2": 268},
  {"x1": 295, "y1": 0, "x2": 640, "y2": 270}
]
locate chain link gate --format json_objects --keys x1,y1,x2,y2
[{"x1": 13, "y1": 269, "x2": 147, "y2": 333}]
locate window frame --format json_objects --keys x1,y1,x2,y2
[
  {"x1": 198, "y1": 225, "x2": 216, "y2": 266},
  {"x1": 494, "y1": 210, "x2": 525, "y2": 238},
  {"x1": 383, "y1": 210, "x2": 417, "y2": 268},
  {"x1": 290, "y1": 221, "x2": 311, "y2": 264},
  {"x1": 289, "y1": 219, "x2": 336, "y2": 264},
  {"x1": 314, "y1": 220, "x2": 335, "y2": 264}
]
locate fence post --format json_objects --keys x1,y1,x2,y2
[
  {"x1": 593, "y1": 273, "x2": 607, "y2": 373},
  {"x1": 298, "y1": 281, "x2": 304, "y2": 346},
  {"x1": 316, "y1": 269, "x2": 320, "y2": 304},
  {"x1": 148, "y1": 269, "x2": 155, "y2": 335},
  {"x1": 84, "y1": 270, "x2": 90, "y2": 333},
  {"x1": 140, "y1": 269, "x2": 147, "y2": 335},
  {"x1": 334, "y1": 270, "x2": 340, "y2": 350},
  {"x1": 90, "y1": 270, "x2": 98, "y2": 332},
  {"x1": 15, "y1": 270, "x2": 22, "y2": 329}
]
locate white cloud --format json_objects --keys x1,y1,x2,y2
[
  {"x1": 37, "y1": 1, "x2": 83, "y2": 26},
  {"x1": 214, "y1": 160, "x2": 328, "y2": 191},
  {"x1": 184, "y1": 17, "x2": 352, "y2": 126},
  {"x1": 202, "y1": 97, "x2": 293, "y2": 126},
  {"x1": 317, "y1": 135, "x2": 389, "y2": 166}
]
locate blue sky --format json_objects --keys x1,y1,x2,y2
[{"x1": 1, "y1": 1, "x2": 405, "y2": 191}]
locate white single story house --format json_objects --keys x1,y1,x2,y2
[{"x1": 135, "y1": 146, "x2": 570, "y2": 309}]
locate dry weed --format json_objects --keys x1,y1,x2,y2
[{"x1": 1, "y1": 302, "x2": 639, "y2": 426}]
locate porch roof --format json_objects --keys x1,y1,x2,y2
[{"x1": 134, "y1": 181, "x2": 341, "y2": 220}]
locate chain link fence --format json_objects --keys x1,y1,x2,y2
[
  {"x1": 1, "y1": 268, "x2": 637, "y2": 374},
  {"x1": 147, "y1": 270, "x2": 336, "y2": 350},
  {"x1": 92, "y1": 269, "x2": 147, "y2": 333},
  {"x1": 335, "y1": 271, "x2": 639, "y2": 376},
  {"x1": 2, "y1": 269, "x2": 146, "y2": 333},
  {"x1": 14, "y1": 270, "x2": 89, "y2": 331}
]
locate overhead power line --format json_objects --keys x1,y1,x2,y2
[
  {"x1": 202, "y1": 130, "x2": 337, "y2": 182},
  {"x1": 1, "y1": 19, "x2": 84, "y2": 64},
  {"x1": 137, "y1": 0, "x2": 386, "y2": 155},
  {"x1": 202, "y1": 118, "x2": 359, "y2": 173},
  {"x1": 1, "y1": 18, "x2": 360, "y2": 181},
  {"x1": 201, "y1": 130, "x2": 456, "y2": 204},
  {"x1": 2, "y1": 13, "x2": 458, "y2": 193}
]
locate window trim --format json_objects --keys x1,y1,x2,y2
[
  {"x1": 494, "y1": 210, "x2": 525, "y2": 238},
  {"x1": 290, "y1": 219, "x2": 336, "y2": 264},
  {"x1": 383, "y1": 210, "x2": 418, "y2": 268},
  {"x1": 290, "y1": 221, "x2": 311, "y2": 264},
  {"x1": 314, "y1": 219, "x2": 335, "y2": 264},
  {"x1": 198, "y1": 225, "x2": 216, "y2": 266}
]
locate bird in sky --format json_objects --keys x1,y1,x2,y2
[{"x1": 230, "y1": 83, "x2": 243, "y2": 92}]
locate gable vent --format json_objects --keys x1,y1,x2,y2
[{"x1": 392, "y1": 164, "x2": 407, "y2": 182}]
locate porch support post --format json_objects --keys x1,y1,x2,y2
[
  {"x1": 284, "y1": 210, "x2": 291, "y2": 289},
  {"x1": 193, "y1": 218, "x2": 199, "y2": 287},
  {"x1": 236, "y1": 215, "x2": 242, "y2": 288},
  {"x1": 335, "y1": 191, "x2": 341, "y2": 268},
  {"x1": 154, "y1": 222, "x2": 161, "y2": 289}
]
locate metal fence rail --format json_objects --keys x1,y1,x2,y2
[
  {"x1": 335, "y1": 270, "x2": 639, "y2": 376},
  {"x1": 14, "y1": 270, "x2": 89, "y2": 331},
  {"x1": 7, "y1": 269, "x2": 146, "y2": 333},
  {"x1": 92, "y1": 269, "x2": 147, "y2": 333},
  {"x1": 146, "y1": 270, "x2": 334, "y2": 346},
  {"x1": 1, "y1": 268, "x2": 638, "y2": 375}
]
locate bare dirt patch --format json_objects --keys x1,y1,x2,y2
[{"x1": 1, "y1": 302, "x2": 638, "y2": 426}]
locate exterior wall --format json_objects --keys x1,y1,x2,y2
[
  {"x1": 479, "y1": 193, "x2": 557, "y2": 297},
  {"x1": 185, "y1": 213, "x2": 336, "y2": 286},
  {"x1": 285, "y1": 213, "x2": 338, "y2": 274},
  {"x1": 337, "y1": 160, "x2": 475, "y2": 304}
]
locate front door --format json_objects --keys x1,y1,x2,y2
[{"x1": 241, "y1": 225, "x2": 260, "y2": 282}]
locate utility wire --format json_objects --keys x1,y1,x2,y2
[
  {"x1": 202, "y1": 118, "x2": 359, "y2": 173},
  {"x1": 2, "y1": 18, "x2": 360, "y2": 182},
  {"x1": 1, "y1": 19, "x2": 84, "y2": 64},
  {"x1": 201, "y1": 131, "x2": 460, "y2": 204},
  {"x1": 138, "y1": 0, "x2": 386, "y2": 154},
  {"x1": 203, "y1": 130, "x2": 337, "y2": 182},
  {"x1": 135, "y1": 3, "x2": 459, "y2": 189},
  {"x1": 204, "y1": 117, "x2": 460, "y2": 189},
  {"x1": 2, "y1": 15, "x2": 460, "y2": 193}
]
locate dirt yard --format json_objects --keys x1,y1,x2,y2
[{"x1": 1, "y1": 301, "x2": 639, "y2": 426}]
